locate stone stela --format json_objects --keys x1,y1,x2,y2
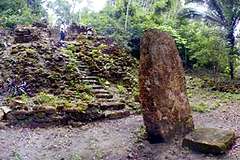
[{"x1": 139, "y1": 29, "x2": 194, "y2": 143}]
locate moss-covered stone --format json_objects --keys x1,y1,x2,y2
[{"x1": 183, "y1": 128, "x2": 235, "y2": 154}]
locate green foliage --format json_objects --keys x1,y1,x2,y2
[
  {"x1": 47, "y1": 0, "x2": 82, "y2": 24},
  {"x1": 192, "y1": 102, "x2": 209, "y2": 113},
  {"x1": 81, "y1": 0, "x2": 182, "y2": 49},
  {"x1": 0, "y1": 0, "x2": 45, "y2": 28},
  {"x1": 63, "y1": 47, "x2": 78, "y2": 73},
  {"x1": 31, "y1": 91, "x2": 90, "y2": 111},
  {"x1": 18, "y1": 94, "x2": 31, "y2": 105},
  {"x1": 70, "y1": 154, "x2": 82, "y2": 160},
  {"x1": 179, "y1": 21, "x2": 228, "y2": 72},
  {"x1": 79, "y1": 0, "x2": 231, "y2": 74},
  {"x1": 78, "y1": 92, "x2": 94, "y2": 102},
  {"x1": 117, "y1": 84, "x2": 126, "y2": 94},
  {"x1": 13, "y1": 151, "x2": 22, "y2": 160},
  {"x1": 181, "y1": 0, "x2": 240, "y2": 79},
  {"x1": 187, "y1": 75, "x2": 240, "y2": 113},
  {"x1": 34, "y1": 92, "x2": 61, "y2": 107},
  {"x1": 135, "y1": 125, "x2": 147, "y2": 143}
]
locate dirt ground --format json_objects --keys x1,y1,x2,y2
[
  {"x1": 1, "y1": 102, "x2": 240, "y2": 160},
  {"x1": 135, "y1": 103, "x2": 240, "y2": 160}
]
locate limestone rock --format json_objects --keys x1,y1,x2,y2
[
  {"x1": 0, "y1": 106, "x2": 12, "y2": 114},
  {"x1": 0, "y1": 108, "x2": 4, "y2": 120},
  {"x1": 104, "y1": 109, "x2": 130, "y2": 119},
  {"x1": 14, "y1": 27, "x2": 33, "y2": 43},
  {"x1": 183, "y1": 128, "x2": 235, "y2": 154},
  {"x1": 139, "y1": 29, "x2": 194, "y2": 142}
]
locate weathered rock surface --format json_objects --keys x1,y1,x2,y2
[
  {"x1": 14, "y1": 25, "x2": 51, "y2": 43},
  {"x1": 67, "y1": 23, "x2": 96, "y2": 41},
  {"x1": 0, "y1": 109, "x2": 4, "y2": 120},
  {"x1": 139, "y1": 29, "x2": 194, "y2": 142},
  {"x1": 0, "y1": 106, "x2": 11, "y2": 114},
  {"x1": 183, "y1": 128, "x2": 235, "y2": 154},
  {"x1": 14, "y1": 27, "x2": 37, "y2": 43}
]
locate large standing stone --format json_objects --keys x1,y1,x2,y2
[{"x1": 139, "y1": 29, "x2": 194, "y2": 142}]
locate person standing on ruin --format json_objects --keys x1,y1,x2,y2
[{"x1": 60, "y1": 22, "x2": 67, "y2": 42}]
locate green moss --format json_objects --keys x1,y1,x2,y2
[
  {"x1": 187, "y1": 75, "x2": 240, "y2": 113},
  {"x1": 192, "y1": 102, "x2": 210, "y2": 113},
  {"x1": 67, "y1": 44, "x2": 77, "y2": 53},
  {"x1": 80, "y1": 93, "x2": 94, "y2": 102},
  {"x1": 66, "y1": 60, "x2": 78, "y2": 72},
  {"x1": 117, "y1": 84, "x2": 126, "y2": 94},
  {"x1": 34, "y1": 92, "x2": 61, "y2": 107},
  {"x1": 62, "y1": 101, "x2": 75, "y2": 108},
  {"x1": 25, "y1": 48, "x2": 36, "y2": 54},
  {"x1": 76, "y1": 100, "x2": 88, "y2": 112},
  {"x1": 135, "y1": 125, "x2": 147, "y2": 143},
  {"x1": 19, "y1": 94, "x2": 30, "y2": 104},
  {"x1": 75, "y1": 83, "x2": 92, "y2": 93},
  {"x1": 70, "y1": 154, "x2": 82, "y2": 160}
]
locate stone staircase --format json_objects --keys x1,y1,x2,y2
[{"x1": 77, "y1": 61, "x2": 130, "y2": 120}]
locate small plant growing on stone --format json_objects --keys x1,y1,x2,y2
[
  {"x1": 80, "y1": 93, "x2": 94, "y2": 102},
  {"x1": 34, "y1": 92, "x2": 60, "y2": 107},
  {"x1": 135, "y1": 125, "x2": 147, "y2": 143},
  {"x1": 117, "y1": 84, "x2": 126, "y2": 94},
  {"x1": 76, "y1": 100, "x2": 88, "y2": 112},
  {"x1": 70, "y1": 154, "x2": 82, "y2": 160},
  {"x1": 13, "y1": 151, "x2": 22, "y2": 160},
  {"x1": 67, "y1": 44, "x2": 77, "y2": 53}
]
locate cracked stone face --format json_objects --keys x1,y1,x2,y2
[{"x1": 139, "y1": 29, "x2": 194, "y2": 143}]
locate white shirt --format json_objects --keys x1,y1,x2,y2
[{"x1": 60, "y1": 24, "x2": 67, "y2": 32}]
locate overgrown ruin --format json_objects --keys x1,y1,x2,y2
[{"x1": 0, "y1": 23, "x2": 138, "y2": 126}]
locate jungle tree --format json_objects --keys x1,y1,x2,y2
[{"x1": 180, "y1": 0, "x2": 240, "y2": 79}]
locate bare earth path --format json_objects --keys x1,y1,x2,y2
[
  {"x1": 1, "y1": 103, "x2": 240, "y2": 160},
  {"x1": 0, "y1": 116, "x2": 142, "y2": 160}
]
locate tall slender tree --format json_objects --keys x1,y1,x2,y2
[
  {"x1": 180, "y1": 0, "x2": 240, "y2": 79},
  {"x1": 124, "y1": 0, "x2": 132, "y2": 31}
]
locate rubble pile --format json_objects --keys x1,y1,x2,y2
[
  {"x1": 0, "y1": 29, "x2": 13, "y2": 49},
  {"x1": 14, "y1": 25, "x2": 51, "y2": 43},
  {"x1": 67, "y1": 23, "x2": 96, "y2": 41}
]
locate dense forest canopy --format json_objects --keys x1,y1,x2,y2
[{"x1": 1, "y1": 0, "x2": 240, "y2": 79}]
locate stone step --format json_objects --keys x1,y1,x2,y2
[
  {"x1": 81, "y1": 76, "x2": 98, "y2": 81},
  {"x1": 78, "y1": 72, "x2": 88, "y2": 76},
  {"x1": 89, "y1": 102, "x2": 125, "y2": 111},
  {"x1": 96, "y1": 99, "x2": 116, "y2": 103},
  {"x1": 104, "y1": 109, "x2": 130, "y2": 120},
  {"x1": 78, "y1": 65, "x2": 89, "y2": 69},
  {"x1": 78, "y1": 68, "x2": 89, "y2": 72},
  {"x1": 91, "y1": 85, "x2": 104, "y2": 90},
  {"x1": 81, "y1": 79, "x2": 99, "y2": 84},
  {"x1": 89, "y1": 71, "x2": 99, "y2": 76},
  {"x1": 79, "y1": 63, "x2": 87, "y2": 66},
  {"x1": 91, "y1": 89, "x2": 109, "y2": 94},
  {"x1": 95, "y1": 94, "x2": 113, "y2": 99}
]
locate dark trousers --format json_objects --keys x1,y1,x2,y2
[{"x1": 60, "y1": 31, "x2": 65, "y2": 41}]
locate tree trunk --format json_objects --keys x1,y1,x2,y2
[
  {"x1": 227, "y1": 30, "x2": 235, "y2": 80},
  {"x1": 124, "y1": 0, "x2": 131, "y2": 31},
  {"x1": 226, "y1": 24, "x2": 235, "y2": 80},
  {"x1": 229, "y1": 55, "x2": 234, "y2": 80}
]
